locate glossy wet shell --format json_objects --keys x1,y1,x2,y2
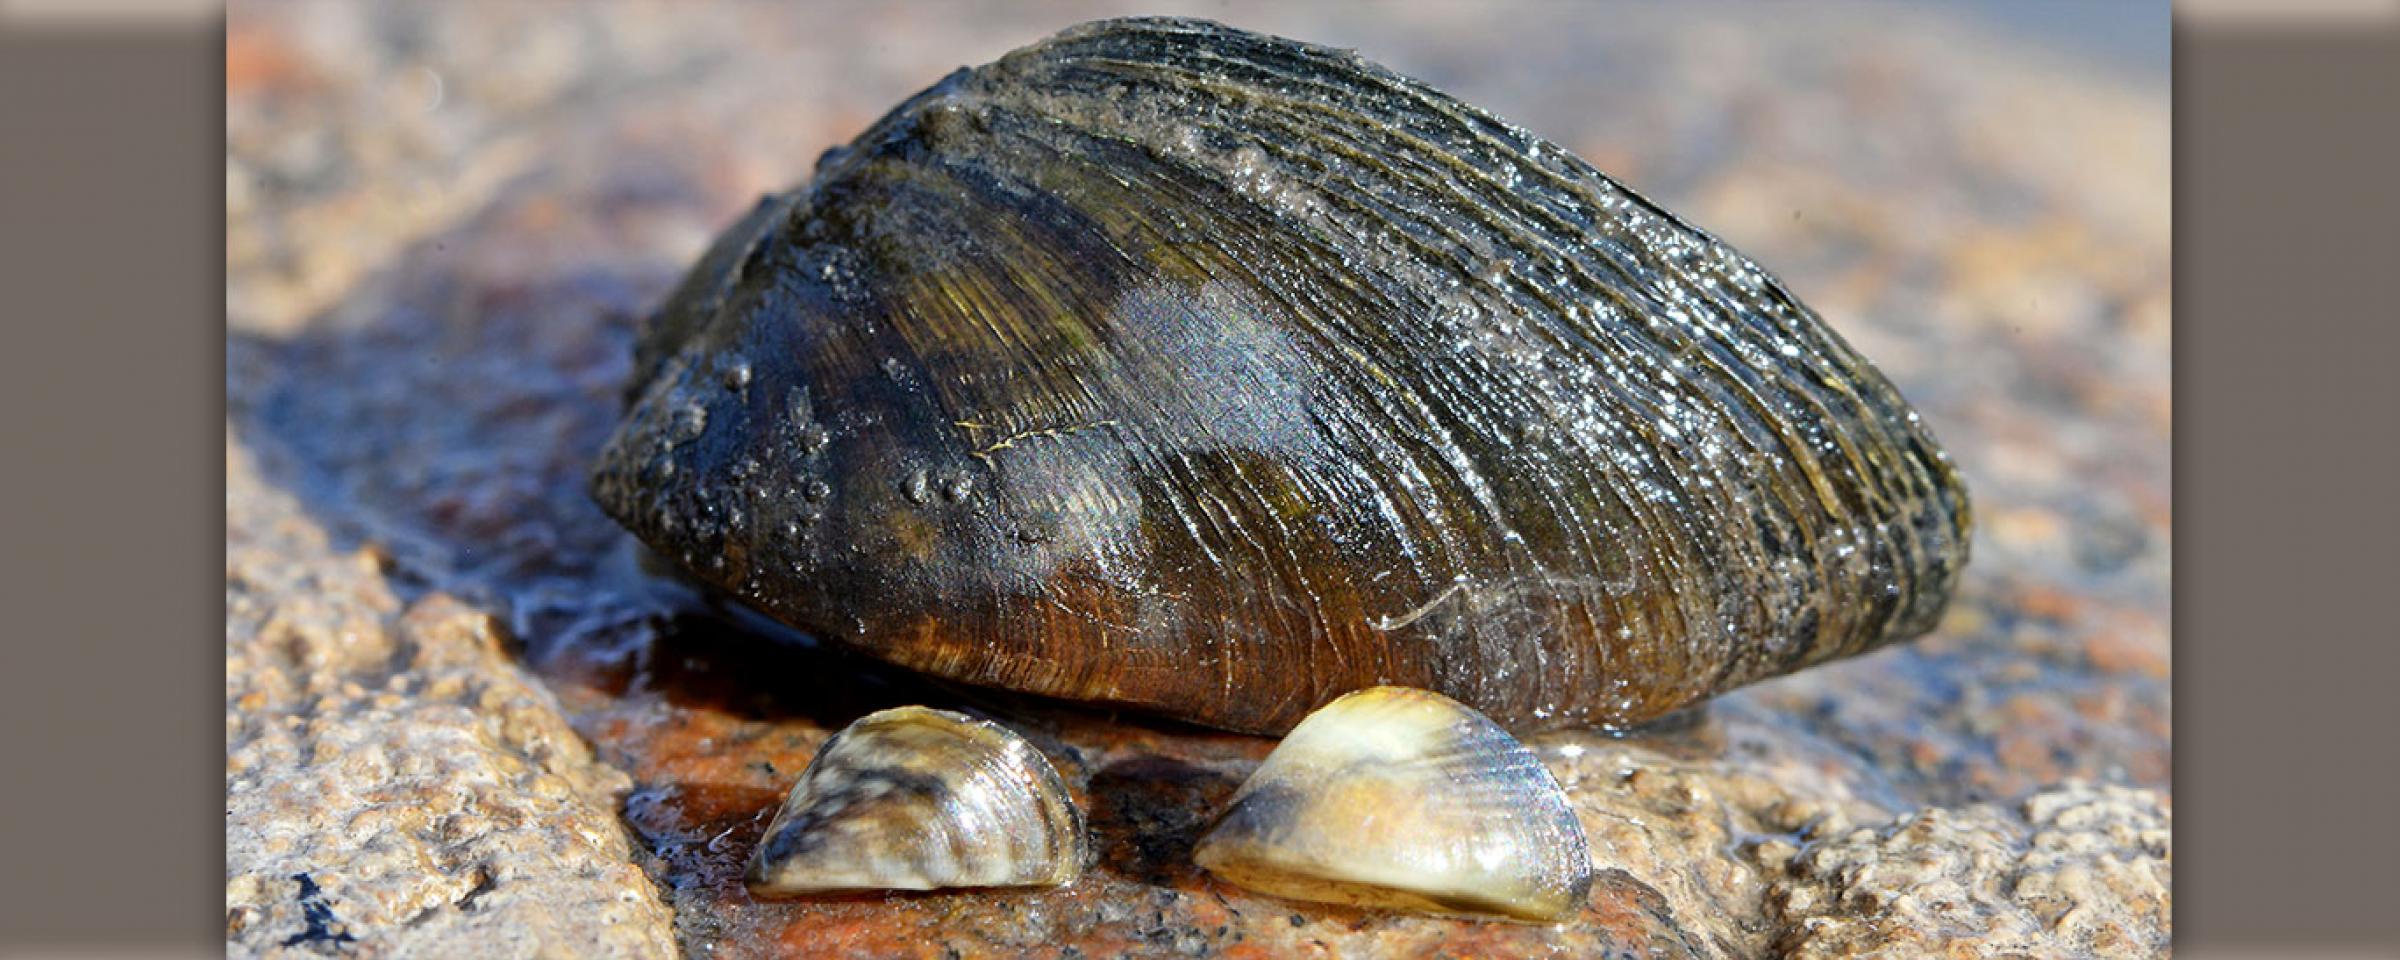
[
  {"x1": 591, "y1": 17, "x2": 1973, "y2": 735},
  {"x1": 745, "y1": 707, "x2": 1087, "y2": 895},
  {"x1": 1194, "y1": 687, "x2": 1593, "y2": 921}
]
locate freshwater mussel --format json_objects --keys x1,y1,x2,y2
[
  {"x1": 591, "y1": 17, "x2": 1972, "y2": 736},
  {"x1": 1195, "y1": 686, "x2": 1594, "y2": 921},
  {"x1": 745, "y1": 706, "x2": 1088, "y2": 896}
]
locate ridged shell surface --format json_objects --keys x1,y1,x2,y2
[
  {"x1": 1195, "y1": 687, "x2": 1593, "y2": 921},
  {"x1": 592, "y1": 17, "x2": 1973, "y2": 734},
  {"x1": 744, "y1": 707, "x2": 1087, "y2": 895}
]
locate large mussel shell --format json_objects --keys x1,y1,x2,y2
[{"x1": 591, "y1": 17, "x2": 1972, "y2": 735}]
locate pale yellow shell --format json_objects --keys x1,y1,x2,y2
[{"x1": 1194, "y1": 687, "x2": 1593, "y2": 921}]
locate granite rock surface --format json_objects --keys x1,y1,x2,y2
[{"x1": 226, "y1": 439, "x2": 679, "y2": 958}]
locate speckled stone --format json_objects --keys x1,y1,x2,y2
[
  {"x1": 1771, "y1": 782, "x2": 2171, "y2": 958},
  {"x1": 227, "y1": 3, "x2": 2168, "y2": 957},
  {"x1": 226, "y1": 441, "x2": 679, "y2": 958}
]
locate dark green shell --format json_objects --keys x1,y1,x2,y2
[{"x1": 591, "y1": 17, "x2": 1972, "y2": 735}]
